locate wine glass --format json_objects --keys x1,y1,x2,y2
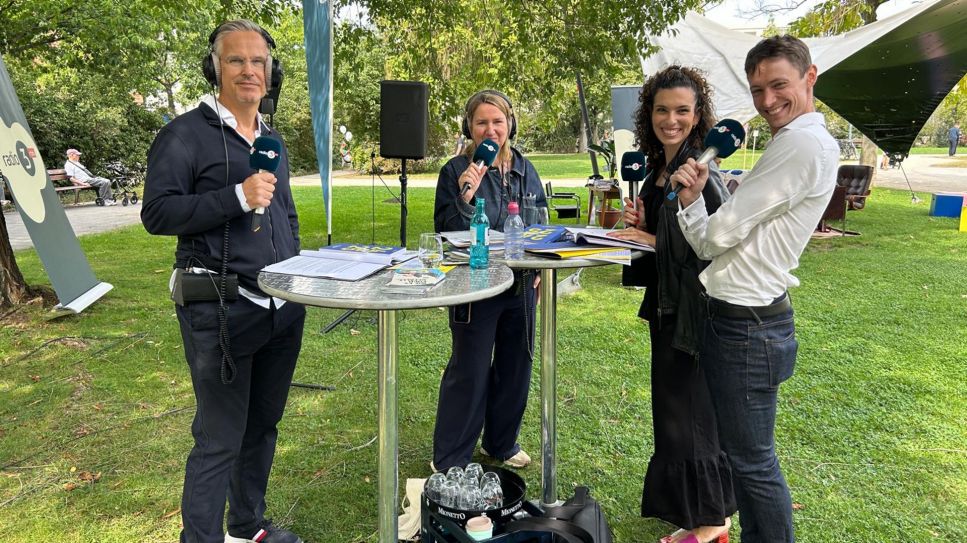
[
  {"x1": 480, "y1": 480, "x2": 504, "y2": 510},
  {"x1": 419, "y1": 232, "x2": 444, "y2": 269}
]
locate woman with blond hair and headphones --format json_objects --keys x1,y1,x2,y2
[{"x1": 431, "y1": 90, "x2": 547, "y2": 473}]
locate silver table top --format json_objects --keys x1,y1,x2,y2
[{"x1": 258, "y1": 264, "x2": 515, "y2": 310}]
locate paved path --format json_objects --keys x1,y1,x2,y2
[
  {"x1": 4, "y1": 202, "x2": 144, "y2": 251},
  {"x1": 871, "y1": 153, "x2": 967, "y2": 194},
  {"x1": 4, "y1": 155, "x2": 963, "y2": 251}
]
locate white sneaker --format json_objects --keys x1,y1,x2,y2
[
  {"x1": 480, "y1": 447, "x2": 531, "y2": 468},
  {"x1": 105, "y1": 199, "x2": 118, "y2": 206}
]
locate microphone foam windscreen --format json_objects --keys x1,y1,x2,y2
[
  {"x1": 250, "y1": 136, "x2": 283, "y2": 172},
  {"x1": 703, "y1": 119, "x2": 746, "y2": 160},
  {"x1": 620, "y1": 151, "x2": 647, "y2": 182},
  {"x1": 472, "y1": 138, "x2": 499, "y2": 167}
]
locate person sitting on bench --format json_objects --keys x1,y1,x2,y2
[{"x1": 64, "y1": 148, "x2": 116, "y2": 205}]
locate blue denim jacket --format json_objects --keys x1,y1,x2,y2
[{"x1": 434, "y1": 147, "x2": 547, "y2": 233}]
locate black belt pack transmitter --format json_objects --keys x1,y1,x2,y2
[{"x1": 171, "y1": 269, "x2": 239, "y2": 306}]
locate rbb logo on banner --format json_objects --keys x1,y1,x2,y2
[{"x1": 0, "y1": 119, "x2": 48, "y2": 223}]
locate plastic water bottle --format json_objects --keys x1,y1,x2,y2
[
  {"x1": 503, "y1": 202, "x2": 524, "y2": 260},
  {"x1": 469, "y1": 198, "x2": 490, "y2": 269}
]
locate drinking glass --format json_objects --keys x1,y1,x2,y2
[
  {"x1": 425, "y1": 472, "x2": 447, "y2": 502},
  {"x1": 457, "y1": 486, "x2": 484, "y2": 511},
  {"x1": 480, "y1": 480, "x2": 504, "y2": 510},
  {"x1": 535, "y1": 206, "x2": 550, "y2": 225},
  {"x1": 419, "y1": 232, "x2": 444, "y2": 268},
  {"x1": 522, "y1": 193, "x2": 538, "y2": 225},
  {"x1": 465, "y1": 463, "x2": 484, "y2": 485},
  {"x1": 440, "y1": 479, "x2": 460, "y2": 508},
  {"x1": 446, "y1": 466, "x2": 464, "y2": 482},
  {"x1": 480, "y1": 471, "x2": 500, "y2": 489}
]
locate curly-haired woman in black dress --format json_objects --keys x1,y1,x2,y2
[{"x1": 609, "y1": 66, "x2": 736, "y2": 543}]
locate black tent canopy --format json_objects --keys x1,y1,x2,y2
[{"x1": 816, "y1": 0, "x2": 967, "y2": 155}]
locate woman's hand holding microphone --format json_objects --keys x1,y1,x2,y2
[
  {"x1": 608, "y1": 196, "x2": 656, "y2": 246},
  {"x1": 458, "y1": 162, "x2": 487, "y2": 203}
]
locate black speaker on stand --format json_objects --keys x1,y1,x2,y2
[
  {"x1": 321, "y1": 81, "x2": 429, "y2": 335},
  {"x1": 379, "y1": 80, "x2": 429, "y2": 247}
]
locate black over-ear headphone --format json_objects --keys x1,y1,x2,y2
[
  {"x1": 201, "y1": 22, "x2": 283, "y2": 91},
  {"x1": 461, "y1": 89, "x2": 517, "y2": 140}
]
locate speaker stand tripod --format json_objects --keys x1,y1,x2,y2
[
  {"x1": 399, "y1": 158, "x2": 409, "y2": 246},
  {"x1": 322, "y1": 157, "x2": 410, "y2": 335}
]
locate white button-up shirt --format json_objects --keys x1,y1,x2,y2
[{"x1": 677, "y1": 112, "x2": 839, "y2": 306}]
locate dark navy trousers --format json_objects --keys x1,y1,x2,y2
[
  {"x1": 433, "y1": 279, "x2": 536, "y2": 471},
  {"x1": 176, "y1": 297, "x2": 305, "y2": 543}
]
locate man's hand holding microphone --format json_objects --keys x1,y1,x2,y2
[
  {"x1": 667, "y1": 118, "x2": 745, "y2": 207},
  {"x1": 247, "y1": 136, "x2": 282, "y2": 232}
]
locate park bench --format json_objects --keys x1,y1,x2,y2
[{"x1": 48, "y1": 168, "x2": 96, "y2": 205}]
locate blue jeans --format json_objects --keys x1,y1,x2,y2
[{"x1": 700, "y1": 300, "x2": 797, "y2": 543}]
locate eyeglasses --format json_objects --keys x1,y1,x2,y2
[{"x1": 222, "y1": 56, "x2": 268, "y2": 70}]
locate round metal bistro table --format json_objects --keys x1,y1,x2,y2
[
  {"x1": 499, "y1": 255, "x2": 615, "y2": 507},
  {"x1": 258, "y1": 264, "x2": 514, "y2": 543}
]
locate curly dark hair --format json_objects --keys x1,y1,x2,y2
[{"x1": 633, "y1": 65, "x2": 716, "y2": 170}]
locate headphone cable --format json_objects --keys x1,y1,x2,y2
[{"x1": 210, "y1": 88, "x2": 237, "y2": 385}]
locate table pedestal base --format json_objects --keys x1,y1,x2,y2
[
  {"x1": 377, "y1": 310, "x2": 398, "y2": 543},
  {"x1": 539, "y1": 268, "x2": 558, "y2": 507}
]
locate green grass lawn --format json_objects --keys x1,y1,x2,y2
[
  {"x1": 1, "y1": 186, "x2": 965, "y2": 542},
  {"x1": 908, "y1": 146, "x2": 950, "y2": 154}
]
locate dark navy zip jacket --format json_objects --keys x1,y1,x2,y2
[{"x1": 141, "y1": 103, "x2": 300, "y2": 295}]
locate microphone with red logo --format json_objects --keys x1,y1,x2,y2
[
  {"x1": 460, "y1": 138, "x2": 500, "y2": 197},
  {"x1": 620, "y1": 151, "x2": 647, "y2": 215},
  {"x1": 249, "y1": 136, "x2": 282, "y2": 232},
  {"x1": 667, "y1": 119, "x2": 745, "y2": 201},
  {"x1": 620, "y1": 151, "x2": 646, "y2": 183}
]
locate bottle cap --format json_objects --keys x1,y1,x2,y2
[{"x1": 508, "y1": 202, "x2": 519, "y2": 213}]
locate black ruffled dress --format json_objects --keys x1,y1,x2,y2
[{"x1": 634, "y1": 157, "x2": 737, "y2": 529}]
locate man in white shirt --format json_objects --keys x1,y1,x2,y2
[
  {"x1": 63, "y1": 149, "x2": 116, "y2": 205},
  {"x1": 671, "y1": 36, "x2": 838, "y2": 542}
]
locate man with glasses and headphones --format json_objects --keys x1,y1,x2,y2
[{"x1": 141, "y1": 20, "x2": 304, "y2": 543}]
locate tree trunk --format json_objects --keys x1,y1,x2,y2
[
  {"x1": 166, "y1": 84, "x2": 177, "y2": 115},
  {"x1": 577, "y1": 116, "x2": 586, "y2": 153},
  {"x1": 0, "y1": 211, "x2": 30, "y2": 307}
]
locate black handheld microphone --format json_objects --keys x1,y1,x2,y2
[
  {"x1": 667, "y1": 119, "x2": 745, "y2": 201},
  {"x1": 460, "y1": 138, "x2": 499, "y2": 197},
  {"x1": 620, "y1": 151, "x2": 647, "y2": 218},
  {"x1": 249, "y1": 136, "x2": 283, "y2": 232},
  {"x1": 620, "y1": 151, "x2": 646, "y2": 183}
]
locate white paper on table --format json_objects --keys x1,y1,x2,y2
[{"x1": 262, "y1": 255, "x2": 385, "y2": 281}]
